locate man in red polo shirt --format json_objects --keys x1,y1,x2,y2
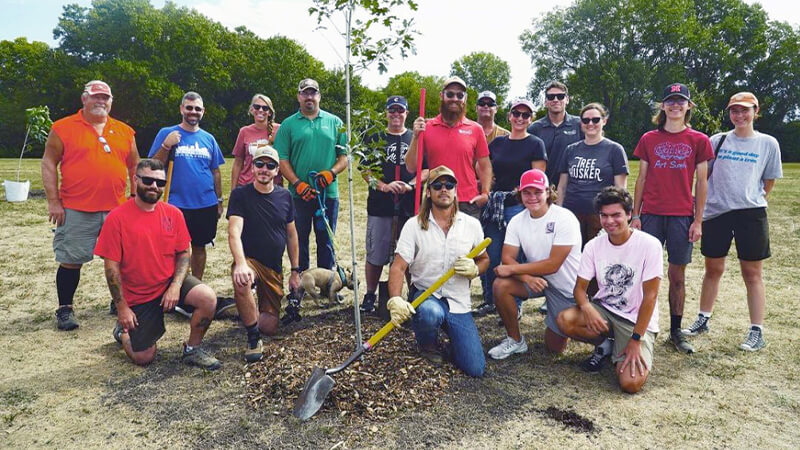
[
  {"x1": 405, "y1": 76, "x2": 492, "y2": 218},
  {"x1": 41, "y1": 80, "x2": 139, "y2": 331}
]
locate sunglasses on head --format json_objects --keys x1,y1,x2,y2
[
  {"x1": 581, "y1": 117, "x2": 602, "y2": 124},
  {"x1": 137, "y1": 175, "x2": 167, "y2": 187},
  {"x1": 251, "y1": 104, "x2": 271, "y2": 111},
  {"x1": 253, "y1": 159, "x2": 279, "y2": 170},
  {"x1": 430, "y1": 180, "x2": 456, "y2": 191},
  {"x1": 546, "y1": 93, "x2": 566, "y2": 101},
  {"x1": 511, "y1": 110, "x2": 532, "y2": 119},
  {"x1": 184, "y1": 105, "x2": 204, "y2": 112},
  {"x1": 98, "y1": 136, "x2": 111, "y2": 153},
  {"x1": 477, "y1": 101, "x2": 496, "y2": 107},
  {"x1": 444, "y1": 91, "x2": 465, "y2": 100}
]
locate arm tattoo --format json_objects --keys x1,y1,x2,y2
[
  {"x1": 105, "y1": 266, "x2": 125, "y2": 306},
  {"x1": 173, "y1": 251, "x2": 190, "y2": 284}
]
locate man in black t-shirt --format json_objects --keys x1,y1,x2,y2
[
  {"x1": 227, "y1": 145, "x2": 300, "y2": 362},
  {"x1": 358, "y1": 96, "x2": 425, "y2": 313}
]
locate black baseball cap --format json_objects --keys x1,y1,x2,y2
[
  {"x1": 385, "y1": 96, "x2": 408, "y2": 110},
  {"x1": 662, "y1": 83, "x2": 691, "y2": 102}
]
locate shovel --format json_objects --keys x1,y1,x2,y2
[{"x1": 292, "y1": 237, "x2": 491, "y2": 420}]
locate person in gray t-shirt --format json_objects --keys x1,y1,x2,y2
[{"x1": 683, "y1": 92, "x2": 782, "y2": 352}]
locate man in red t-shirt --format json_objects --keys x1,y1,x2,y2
[
  {"x1": 95, "y1": 159, "x2": 221, "y2": 370},
  {"x1": 406, "y1": 76, "x2": 492, "y2": 219},
  {"x1": 42, "y1": 80, "x2": 139, "y2": 331},
  {"x1": 632, "y1": 83, "x2": 714, "y2": 355}
]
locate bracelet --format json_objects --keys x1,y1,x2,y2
[
  {"x1": 631, "y1": 215, "x2": 640, "y2": 220},
  {"x1": 160, "y1": 143, "x2": 170, "y2": 151},
  {"x1": 291, "y1": 267, "x2": 301, "y2": 273}
]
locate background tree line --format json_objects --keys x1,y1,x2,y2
[{"x1": 1, "y1": 0, "x2": 797, "y2": 160}]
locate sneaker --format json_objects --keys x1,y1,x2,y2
[
  {"x1": 488, "y1": 336, "x2": 528, "y2": 360},
  {"x1": 112, "y1": 322, "x2": 123, "y2": 345},
  {"x1": 360, "y1": 293, "x2": 377, "y2": 313},
  {"x1": 497, "y1": 307, "x2": 523, "y2": 327},
  {"x1": 174, "y1": 304, "x2": 194, "y2": 319},
  {"x1": 579, "y1": 346, "x2": 610, "y2": 373},
  {"x1": 215, "y1": 297, "x2": 236, "y2": 319},
  {"x1": 280, "y1": 304, "x2": 302, "y2": 326},
  {"x1": 472, "y1": 302, "x2": 496, "y2": 317},
  {"x1": 739, "y1": 327, "x2": 766, "y2": 352},
  {"x1": 182, "y1": 344, "x2": 221, "y2": 370},
  {"x1": 244, "y1": 339, "x2": 263, "y2": 363},
  {"x1": 109, "y1": 300, "x2": 117, "y2": 316},
  {"x1": 670, "y1": 329, "x2": 695, "y2": 354},
  {"x1": 56, "y1": 307, "x2": 79, "y2": 331},
  {"x1": 682, "y1": 314, "x2": 710, "y2": 336}
]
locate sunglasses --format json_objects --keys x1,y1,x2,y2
[
  {"x1": 430, "y1": 180, "x2": 456, "y2": 191},
  {"x1": 253, "y1": 159, "x2": 279, "y2": 170},
  {"x1": 137, "y1": 175, "x2": 167, "y2": 187},
  {"x1": 511, "y1": 110, "x2": 532, "y2": 119},
  {"x1": 387, "y1": 108, "x2": 406, "y2": 114},
  {"x1": 184, "y1": 105, "x2": 204, "y2": 112},
  {"x1": 546, "y1": 93, "x2": 567, "y2": 101},
  {"x1": 251, "y1": 104, "x2": 271, "y2": 111},
  {"x1": 444, "y1": 91, "x2": 465, "y2": 100},
  {"x1": 477, "y1": 101, "x2": 496, "y2": 107},
  {"x1": 98, "y1": 136, "x2": 111, "y2": 153},
  {"x1": 299, "y1": 89, "x2": 319, "y2": 97},
  {"x1": 581, "y1": 117, "x2": 602, "y2": 124},
  {"x1": 663, "y1": 98, "x2": 689, "y2": 106}
]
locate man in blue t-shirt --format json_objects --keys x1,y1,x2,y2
[{"x1": 149, "y1": 92, "x2": 231, "y2": 317}]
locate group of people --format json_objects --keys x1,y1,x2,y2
[{"x1": 42, "y1": 76, "x2": 781, "y2": 393}]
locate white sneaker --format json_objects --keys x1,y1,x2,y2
[{"x1": 488, "y1": 336, "x2": 528, "y2": 360}]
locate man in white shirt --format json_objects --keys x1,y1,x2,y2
[{"x1": 386, "y1": 166, "x2": 489, "y2": 377}]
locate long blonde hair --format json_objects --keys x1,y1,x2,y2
[{"x1": 250, "y1": 94, "x2": 275, "y2": 138}]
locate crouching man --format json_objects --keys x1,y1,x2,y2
[
  {"x1": 386, "y1": 166, "x2": 489, "y2": 377},
  {"x1": 557, "y1": 187, "x2": 662, "y2": 393},
  {"x1": 95, "y1": 159, "x2": 221, "y2": 370}
]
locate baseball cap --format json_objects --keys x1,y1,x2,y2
[
  {"x1": 519, "y1": 169, "x2": 548, "y2": 191},
  {"x1": 298, "y1": 78, "x2": 320, "y2": 92},
  {"x1": 385, "y1": 96, "x2": 409, "y2": 110},
  {"x1": 442, "y1": 76, "x2": 467, "y2": 91},
  {"x1": 509, "y1": 98, "x2": 535, "y2": 112},
  {"x1": 727, "y1": 91, "x2": 759, "y2": 109},
  {"x1": 477, "y1": 91, "x2": 496, "y2": 102},
  {"x1": 427, "y1": 165, "x2": 457, "y2": 186},
  {"x1": 662, "y1": 83, "x2": 691, "y2": 102},
  {"x1": 252, "y1": 144, "x2": 280, "y2": 163},
  {"x1": 84, "y1": 80, "x2": 112, "y2": 97}
]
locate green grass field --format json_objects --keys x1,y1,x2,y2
[{"x1": 1, "y1": 158, "x2": 798, "y2": 448}]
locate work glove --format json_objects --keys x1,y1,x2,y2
[
  {"x1": 454, "y1": 256, "x2": 479, "y2": 279},
  {"x1": 294, "y1": 181, "x2": 317, "y2": 202},
  {"x1": 387, "y1": 296, "x2": 415, "y2": 327},
  {"x1": 315, "y1": 170, "x2": 336, "y2": 189}
]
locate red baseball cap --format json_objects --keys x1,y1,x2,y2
[
  {"x1": 519, "y1": 169, "x2": 548, "y2": 191},
  {"x1": 84, "y1": 80, "x2": 112, "y2": 97}
]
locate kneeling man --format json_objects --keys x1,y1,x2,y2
[
  {"x1": 386, "y1": 166, "x2": 489, "y2": 377},
  {"x1": 557, "y1": 186, "x2": 662, "y2": 393},
  {"x1": 96, "y1": 159, "x2": 221, "y2": 370}
]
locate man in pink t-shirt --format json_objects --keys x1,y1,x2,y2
[
  {"x1": 405, "y1": 76, "x2": 492, "y2": 219},
  {"x1": 631, "y1": 83, "x2": 714, "y2": 355},
  {"x1": 557, "y1": 187, "x2": 663, "y2": 394}
]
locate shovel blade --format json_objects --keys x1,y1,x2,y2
[{"x1": 293, "y1": 367, "x2": 335, "y2": 420}]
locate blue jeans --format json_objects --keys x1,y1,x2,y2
[
  {"x1": 410, "y1": 287, "x2": 485, "y2": 377},
  {"x1": 294, "y1": 197, "x2": 339, "y2": 271},
  {"x1": 481, "y1": 203, "x2": 525, "y2": 307}
]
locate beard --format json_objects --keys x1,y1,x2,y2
[
  {"x1": 136, "y1": 185, "x2": 162, "y2": 204},
  {"x1": 440, "y1": 101, "x2": 465, "y2": 123},
  {"x1": 182, "y1": 113, "x2": 201, "y2": 126}
]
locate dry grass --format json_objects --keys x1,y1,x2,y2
[{"x1": 1, "y1": 158, "x2": 798, "y2": 449}]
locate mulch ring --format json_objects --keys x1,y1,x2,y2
[{"x1": 245, "y1": 310, "x2": 460, "y2": 422}]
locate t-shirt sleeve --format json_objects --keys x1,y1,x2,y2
[
  {"x1": 94, "y1": 213, "x2": 122, "y2": 262},
  {"x1": 504, "y1": 216, "x2": 522, "y2": 247},
  {"x1": 559, "y1": 144, "x2": 574, "y2": 174},
  {"x1": 612, "y1": 142, "x2": 629, "y2": 175},
  {"x1": 335, "y1": 117, "x2": 347, "y2": 156},
  {"x1": 632, "y1": 134, "x2": 649, "y2": 161},
  {"x1": 273, "y1": 123, "x2": 290, "y2": 159},
  {"x1": 640, "y1": 235, "x2": 664, "y2": 282},
  {"x1": 763, "y1": 136, "x2": 783, "y2": 180},
  {"x1": 576, "y1": 238, "x2": 597, "y2": 281},
  {"x1": 226, "y1": 187, "x2": 246, "y2": 219},
  {"x1": 395, "y1": 219, "x2": 417, "y2": 264},
  {"x1": 474, "y1": 126, "x2": 490, "y2": 159},
  {"x1": 285, "y1": 190, "x2": 296, "y2": 223},
  {"x1": 173, "y1": 208, "x2": 192, "y2": 252},
  {"x1": 534, "y1": 136, "x2": 547, "y2": 161},
  {"x1": 696, "y1": 134, "x2": 715, "y2": 163},
  {"x1": 553, "y1": 211, "x2": 581, "y2": 247},
  {"x1": 210, "y1": 137, "x2": 225, "y2": 169},
  {"x1": 232, "y1": 128, "x2": 247, "y2": 158},
  {"x1": 148, "y1": 128, "x2": 169, "y2": 157}
]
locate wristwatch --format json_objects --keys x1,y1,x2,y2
[
  {"x1": 631, "y1": 332, "x2": 642, "y2": 341},
  {"x1": 291, "y1": 267, "x2": 301, "y2": 273}
]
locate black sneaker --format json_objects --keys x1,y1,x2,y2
[
  {"x1": 739, "y1": 326, "x2": 766, "y2": 352},
  {"x1": 112, "y1": 322, "x2": 123, "y2": 345},
  {"x1": 56, "y1": 307, "x2": 79, "y2": 331},
  {"x1": 215, "y1": 297, "x2": 236, "y2": 319},
  {"x1": 360, "y1": 293, "x2": 377, "y2": 313},
  {"x1": 472, "y1": 302, "x2": 496, "y2": 317},
  {"x1": 109, "y1": 300, "x2": 117, "y2": 316},
  {"x1": 280, "y1": 304, "x2": 302, "y2": 325},
  {"x1": 174, "y1": 304, "x2": 195, "y2": 319},
  {"x1": 682, "y1": 314, "x2": 710, "y2": 336},
  {"x1": 579, "y1": 346, "x2": 610, "y2": 373},
  {"x1": 670, "y1": 329, "x2": 695, "y2": 354}
]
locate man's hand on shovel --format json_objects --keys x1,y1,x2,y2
[{"x1": 387, "y1": 296, "x2": 415, "y2": 327}]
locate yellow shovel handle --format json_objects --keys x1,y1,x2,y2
[{"x1": 366, "y1": 237, "x2": 491, "y2": 348}]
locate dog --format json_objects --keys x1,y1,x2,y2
[{"x1": 297, "y1": 266, "x2": 354, "y2": 308}]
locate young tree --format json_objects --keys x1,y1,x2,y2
[{"x1": 450, "y1": 51, "x2": 511, "y2": 101}]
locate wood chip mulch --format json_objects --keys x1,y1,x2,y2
[{"x1": 245, "y1": 312, "x2": 459, "y2": 421}]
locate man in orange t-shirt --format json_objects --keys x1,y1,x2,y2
[{"x1": 41, "y1": 80, "x2": 139, "y2": 332}]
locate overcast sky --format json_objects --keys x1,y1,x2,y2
[{"x1": 2, "y1": 0, "x2": 798, "y2": 96}]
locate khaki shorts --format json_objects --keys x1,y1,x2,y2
[
  {"x1": 591, "y1": 302, "x2": 656, "y2": 369},
  {"x1": 234, "y1": 258, "x2": 284, "y2": 315},
  {"x1": 53, "y1": 208, "x2": 109, "y2": 264}
]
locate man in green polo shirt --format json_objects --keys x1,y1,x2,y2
[{"x1": 273, "y1": 78, "x2": 348, "y2": 322}]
